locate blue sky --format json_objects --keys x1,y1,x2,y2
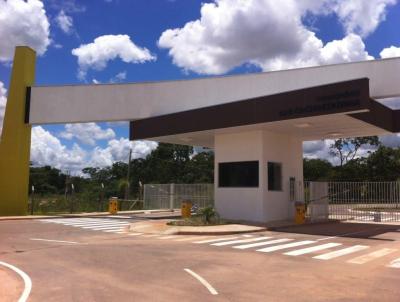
[{"x1": 0, "y1": 0, "x2": 400, "y2": 174}]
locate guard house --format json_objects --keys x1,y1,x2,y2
[{"x1": 21, "y1": 52, "x2": 400, "y2": 222}]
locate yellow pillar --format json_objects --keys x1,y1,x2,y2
[{"x1": 0, "y1": 47, "x2": 36, "y2": 216}]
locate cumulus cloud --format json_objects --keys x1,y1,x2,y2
[
  {"x1": 59, "y1": 123, "x2": 116, "y2": 146},
  {"x1": 31, "y1": 126, "x2": 87, "y2": 173},
  {"x1": 0, "y1": 0, "x2": 50, "y2": 62},
  {"x1": 0, "y1": 81, "x2": 7, "y2": 135},
  {"x1": 158, "y1": 0, "x2": 385, "y2": 75},
  {"x1": 71, "y1": 35, "x2": 156, "y2": 79},
  {"x1": 380, "y1": 45, "x2": 400, "y2": 58},
  {"x1": 333, "y1": 0, "x2": 396, "y2": 37},
  {"x1": 55, "y1": 10, "x2": 74, "y2": 34},
  {"x1": 31, "y1": 126, "x2": 158, "y2": 175},
  {"x1": 90, "y1": 138, "x2": 158, "y2": 168}
]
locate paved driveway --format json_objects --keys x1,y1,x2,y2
[{"x1": 1, "y1": 218, "x2": 400, "y2": 301}]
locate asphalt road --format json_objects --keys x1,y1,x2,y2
[{"x1": 1, "y1": 217, "x2": 400, "y2": 302}]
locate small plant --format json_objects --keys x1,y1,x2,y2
[{"x1": 197, "y1": 206, "x2": 220, "y2": 224}]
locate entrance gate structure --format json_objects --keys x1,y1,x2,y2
[
  {"x1": 1, "y1": 46, "x2": 400, "y2": 223},
  {"x1": 304, "y1": 181, "x2": 400, "y2": 222}
]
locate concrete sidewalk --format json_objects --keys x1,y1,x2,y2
[{"x1": 128, "y1": 219, "x2": 266, "y2": 235}]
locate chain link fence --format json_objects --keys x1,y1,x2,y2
[{"x1": 143, "y1": 183, "x2": 214, "y2": 210}]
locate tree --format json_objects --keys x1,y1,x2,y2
[
  {"x1": 303, "y1": 158, "x2": 333, "y2": 181},
  {"x1": 329, "y1": 136, "x2": 380, "y2": 167}
]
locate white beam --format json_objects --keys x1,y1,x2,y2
[{"x1": 29, "y1": 57, "x2": 400, "y2": 124}]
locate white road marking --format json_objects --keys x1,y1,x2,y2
[
  {"x1": 92, "y1": 227, "x2": 126, "y2": 231},
  {"x1": 233, "y1": 238, "x2": 292, "y2": 250},
  {"x1": 184, "y1": 269, "x2": 218, "y2": 295},
  {"x1": 387, "y1": 258, "x2": 400, "y2": 268},
  {"x1": 314, "y1": 245, "x2": 369, "y2": 260},
  {"x1": 257, "y1": 240, "x2": 315, "y2": 253},
  {"x1": 159, "y1": 235, "x2": 180, "y2": 240},
  {"x1": 30, "y1": 238, "x2": 79, "y2": 244},
  {"x1": 284, "y1": 243, "x2": 342, "y2": 256},
  {"x1": 348, "y1": 248, "x2": 397, "y2": 264},
  {"x1": 175, "y1": 236, "x2": 213, "y2": 241},
  {"x1": 211, "y1": 237, "x2": 272, "y2": 246},
  {"x1": 0, "y1": 261, "x2": 32, "y2": 302},
  {"x1": 242, "y1": 234, "x2": 254, "y2": 237},
  {"x1": 103, "y1": 229, "x2": 125, "y2": 232},
  {"x1": 141, "y1": 234, "x2": 160, "y2": 238},
  {"x1": 67, "y1": 222, "x2": 129, "y2": 227},
  {"x1": 194, "y1": 237, "x2": 239, "y2": 244},
  {"x1": 115, "y1": 231, "x2": 128, "y2": 234},
  {"x1": 128, "y1": 233, "x2": 144, "y2": 236},
  {"x1": 83, "y1": 225, "x2": 128, "y2": 230}
]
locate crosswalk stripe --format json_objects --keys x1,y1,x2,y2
[
  {"x1": 90, "y1": 226, "x2": 128, "y2": 231},
  {"x1": 128, "y1": 233, "x2": 144, "y2": 236},
  {"x1": 159, "y1": 236, "x2": 180, "y2": 240},
  {"x1": 284, "y1": 243, "x2": 342, "y2": 256},
  {"x1": 257, "y1": 241, "x2": 315, "y2": 253},
  {"x1": 194, "y1": 237, "x2": 239, "y2": 244},
  {"x1": 81, "y1": 224, "x2": 129, "y2": 229},
  {"x1": 142, "y1": 234, "x2": 160, "y2": 238},
  {"x1": 233, "y1": 238, "x2": 292, "y2": 249},
  {"x1": 211, "y1": 237, "x2": 272, "y2": 246},
  {"x1": 348, "y1": 248, "x2": 397, "y2": 264},
  {"x1": 175, "y1": 236, "x2": 213, "y2": 242},
  {"x1": 103, "y1": 229, "x2": 125, "y2": 232},
  {"x1": 387, "y1": 258, "x2": 400, "y2": 268},
  {"x1": 59, "y1": 221, "x2": 128, "y2": 226},
  {"x1": 313, "y1": 245, "x2": 369, "y2": 260}
]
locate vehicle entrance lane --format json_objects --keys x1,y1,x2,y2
[{"x1": 1, "y1": 219, "x2": 400, "y2": 301}]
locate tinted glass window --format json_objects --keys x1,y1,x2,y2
[
  {"x1": 219, "y1": 161, "x2": 259, "y2": 187},
  {"x1": 268, "y1": 162, "x2": 282, "y2": 191}
]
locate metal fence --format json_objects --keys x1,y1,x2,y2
[
  {"x1": 303, "y1": 181, "x2": 400, "y2": 222},
  {"x1": 143, "y1": 183, "x2": 214, "y2": 210}
]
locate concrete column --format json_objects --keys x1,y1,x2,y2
[{"x1": 0, "y1": 47, "x2": 36, "y2": 216}]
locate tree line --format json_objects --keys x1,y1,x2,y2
[{"x1": 30, "y1": 137, "x2": 400, "y2": 200}]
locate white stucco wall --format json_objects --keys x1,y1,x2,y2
[
  {"x1": 214, "y1": 131, "x2": 264, "y2": 222},
  {"x1": 214, "y1": 130, "x2": 303, "y2": 223}
]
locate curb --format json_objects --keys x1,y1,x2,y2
[{"x1": 176, "y1": 228, "x2": 267, "y2": 236}]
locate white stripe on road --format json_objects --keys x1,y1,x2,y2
[
  {"x1": 159, "y1": 236, "x2": 180, "y2": 240},
  {"x1": 387, "y1": 258, "x2": 400, "y2": 268},
  {"x1": 30, "y1": 238, "x2": 79, "y2": 244},
  {"x1": 0, "y1": 261, "x2": 32, "y2": 302},
  {"x1": 284, "y1": 243, "x2": 342, "y2": 256},
  {"x1": 184, "y1": 269, "x2": 218, "y2": 295},
  {"x1": 314, "y1": 245, "x2": 369, "y2": 260},
  {"x1": 257, "y1": 241, "x2": 315, "y2": 253},
  {"x1": 175, "y1": 236, "x2": 214, "y2": 242},
  {"x1": 82, "y1": 224, "x2": 129, "y2": 230},
  {"x1": 103, "y1": 229, "x2": 125, "y2": 232},
  {"x1": 141, "y1": 234, "x2": 160, "y2": 238},
  {"x1": 194, "y1": 237, "x2": 239, "y2": 244},
  {"x1": 233, "y1": 238, "x2": 293, "y2": 249},
  {"x1": 211, "y1": 237, "x2": 272, "y2": 246},
  {"x1": 128, "y1": 233, "x2": 144, "y2": 236},
  {"x1": 348, "y1": 248, "x2": 397, "y2": 264},
  {"x1": 60, "y1": 221, "x2": 129, "y2": 226}
]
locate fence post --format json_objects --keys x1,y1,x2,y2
[{"x1": 170, "y1": 183, "x2": 175, "y2": 211}]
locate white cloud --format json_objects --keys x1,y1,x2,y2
[
  {"x1": 59, "y1": 123, "x2": 116, "y2": 146},
  {"x1": 333, "y1": 0, "x2": 397, "y2": 37},
  {"x1": 0, "y1": 0, "x2": 50, "y2": 62},
  {"x1": 71, "y1": 35, "x2": 156, "y2": 79},
  {"x1": 158, "y1": 0, "x2": 375, "y2": 75},
  {"x1": 55, "y1": 10, "x2": 73, "y2": 34},
  {"x1": 31, "y1": 126, "x2": 157, "y2": 175},
  {"x1": 109, "y1": 71, "x2": 127, "y2": 83},
  {"x1": 90, "y1": 138, "x2": 158, "y2": 168},
  {"x1": 0, "y1": 81, "x2": 7, "y2": 135},
  {"x1": 31, "y1": 126, "x2": 87, "y2": 173},
  {"x1": 380, "y1": 45, "x2": 400, "y2": 58}
]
